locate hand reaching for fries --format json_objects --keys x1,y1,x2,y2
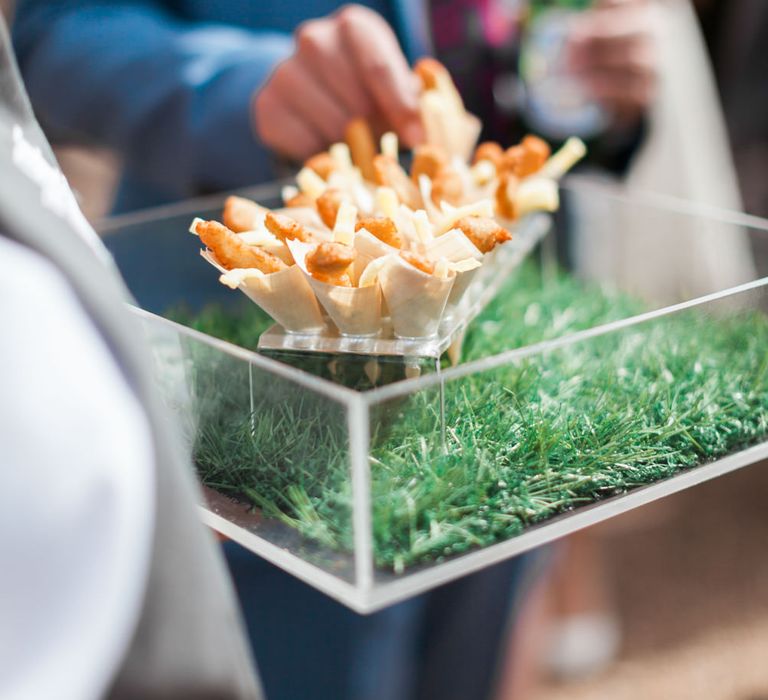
[
  {"x1": 254, "y1": 5, "x2": 425, "y2": 161},
  {"x1": 566, "y1": 0, "x2": 659, "y2": 129}
]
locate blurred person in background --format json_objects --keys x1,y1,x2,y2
[
  {"x1": 694, "y1": 0, "x2": 768, "y2": 273},
  {"x1": 11, "y1": 1, "x2": 661, "y2": 698},
  {"x1": 11, "y1": 1, "x2": 657, "y2": 212}
]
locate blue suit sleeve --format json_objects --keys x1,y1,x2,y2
[{"x1": 13, "y1": 1, "x2": 293, "y2": 197}]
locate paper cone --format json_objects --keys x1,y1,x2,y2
[
  {"x1": 378, "y1": 256, "x2": 455, "y2": 339},
  {"x1": 287, "y1": 240, "x2": 383, "y2": 336},
  {"x1": 201, "y1": 251, "x2": 325, "y2": 333},
  {"x1": 446, "y1": 267, "x2": 480, "y2": 310},
  {"x1": 352, "y1": 229, "x2": 399, "y2": 284},
  {"x1": 425, "y1": 229, "x2": 482, "y2": 263}
]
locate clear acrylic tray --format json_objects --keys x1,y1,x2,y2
[{"x1": 101, "y1": 176, "x2": 768, "y2": 612}]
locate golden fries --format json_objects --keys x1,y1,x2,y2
[
  {"x1": 192, "y1": 54, "x2": 588, "y2": 341},
  {"x1": 373, "y1": 155, "x2": 422, "y2": 210},
  {"x1": 196, "y1": 220, "x2": 287, "y2": 273},
  {"x1": 306, "y1": 241, "x2": 356, "y2": 287},
  {"x1": 345, "y1": 117, "x2": 378, "y2": 183}
]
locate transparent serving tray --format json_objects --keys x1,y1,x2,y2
[{"x1": 101, "y1": 176, "x2": 768, "y2": 612}]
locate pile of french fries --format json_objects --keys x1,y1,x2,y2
[{"x1": 190, "y1": 59, "x2": 586, "y2": 340}]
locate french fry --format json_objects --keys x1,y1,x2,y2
[
  {"x1": 495, "y1": 172, "x2": 518, "y2": 221},
  {"x1": 514, "y1": 178, "x2": 559, "y2": 217},
  {"x1": 333, "y1": 201, "x2": 358, "y2": 246},
  {"x1": 538, "y1": 137, "x2": 587, "y2": 180},
  {"x1": 296, "y1": 166, "x2": 327, "y2": 200},
  {"x1": 373, "y1": 155, "x2": 422, "y2": 210},
  {"x1": 345, "y1": 117, "x2": 378, "y2": 183}
]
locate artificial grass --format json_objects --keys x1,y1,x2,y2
[{"x1": 168, "y1": 263, "x2": 768, "y2": 571}]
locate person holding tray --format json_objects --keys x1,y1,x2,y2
[
  {"x1": 11, "y1": 1, "x2": 659, "y2": 698},
  {"x1": 0, "y1": 19, "x2": 262, "y2": 699}
]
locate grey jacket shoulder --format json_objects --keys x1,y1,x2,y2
[{"x1": 0, "y1": 17, "x2": 263, "y2": 700}]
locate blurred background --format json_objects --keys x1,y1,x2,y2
[{"x1": 4, "y1": 0, "x2": 767, "y2": 698}]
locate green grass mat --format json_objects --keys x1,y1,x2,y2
[{"x1": 167, "y1": 264, "x2": 768, "y2": 571}]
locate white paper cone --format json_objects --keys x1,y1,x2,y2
[
  {"x1": 425, "y1": 229, "x2": 482, "y2": 263},
  {"x1": 446, "y1": 267, "x2": 480, "y2": 310},
  {"x1": 287, "y1": 239, "x2": 383, "y2": 336},
  {"x1": 308, "y1": 280, "x2": 382, "y2": 336},
  {"x1": 201, "y1": 251, "x2": 325, "y2": 333},
  {"x1": 352, "y1": 229, "x2": 399, "y2": 284},
  {"x1": 378, "y1": 256, "x2": 455, "y2": 339}
]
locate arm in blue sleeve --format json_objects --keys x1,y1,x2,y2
[{"x1": 13, "y1": 1, "x2": 293, "y2": 197}]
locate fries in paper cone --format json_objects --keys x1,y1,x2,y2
[
  {"x1": 287, "y1": 239, "x2": 383, "y2": 336},
  {"x1": 193, "y1": 230, "x2": 324, "y2": 333},
  {"x1": 189, "y1": 59, "x2": 587, "y2": 352},
  {"x1": 378, "y1": 253, "x2": 455, "y2": 339}
]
